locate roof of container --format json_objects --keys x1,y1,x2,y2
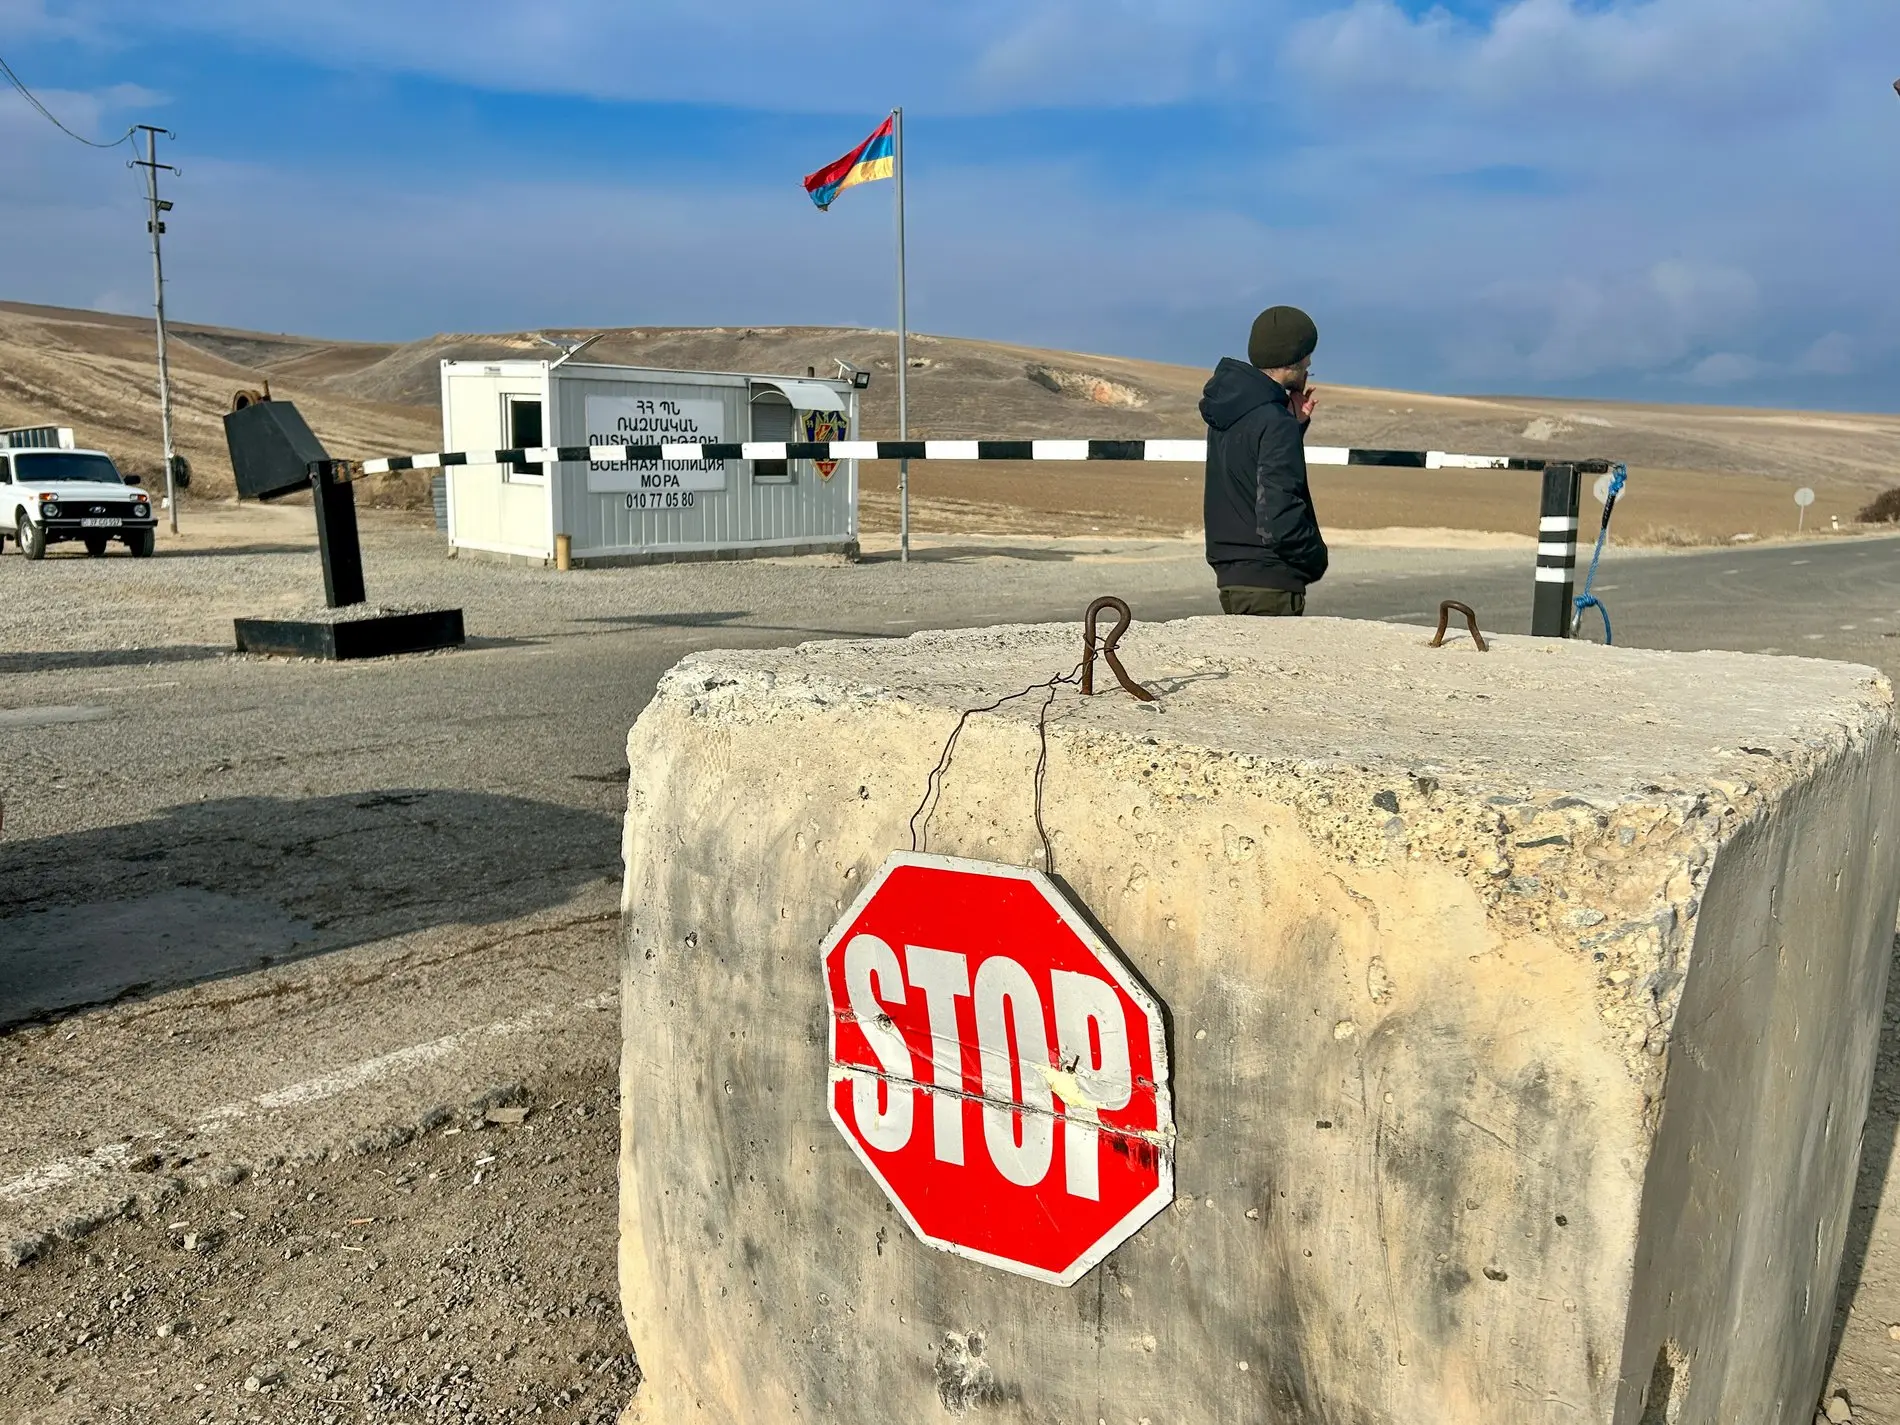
[
  {"x1": 440, "y1": 359, "x2": 855, "y2": 411},
  {"x1": 440, "y1": 358, "x2": 853, "y2": 388}
]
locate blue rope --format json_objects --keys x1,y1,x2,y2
[{"x1": 1571, "y1": 464, "x2": 1626, "y2": 643}]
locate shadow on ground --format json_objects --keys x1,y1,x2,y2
[
  {"x1": 857, "y1": 545, "x2": 1083, "y2": 564},
  {"x1": 433, "y1": 634, "x2": 544, "y2": 653},
  {"x1": 0, "y1": 646, "x2": 224, "y2": 676},
  {"x1": 571, "y1": 611, "x2": 874, "y2": 640},
  {"x1": 155, "y1": 543, "x2": 316, "y2": 559},
  {"x1": 574, "y1": 610, "x2": 751, "y2": 628},
  {"x1": 13, "y1": 543, "x2": 309, "y2": 562},
  {"x1": 0, "y1": 789, "x2": 621, "y2": 1029},
  {"x1": 1828, "y1": 935, "x2": 1900, "y2": 1375}
]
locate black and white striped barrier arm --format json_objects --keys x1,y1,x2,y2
[
  {"x1": 357, "y1": 442, "x2": 1604, "y2": 641},
  {"x1": 364, "y1": 440, "x2": 1197, "y2": 472},
  {"x1": 357, "y1": 440, "x2": 1615, "y2": 475}
]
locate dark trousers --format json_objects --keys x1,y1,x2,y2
[{"x1": 1219, "y1": 586, "x2": 1305, "y2": 616}]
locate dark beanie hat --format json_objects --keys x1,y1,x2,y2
[{"x1": 1248, "y1": 306, "x2": 1319, "y2": 369}]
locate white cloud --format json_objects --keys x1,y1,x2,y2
[
  {"x1": 1254, "y1": 0, "x2": 1900, "y2": 397},
  {"x1": 90, "y1": 287, "x2": 141, "y2": 315},
  {"x1": 1686, "y1": 352, "x2": 1762, "y2": 386},
  {"x1": 1444, "y1": 264, "x2": 1755, "y2": 386},
  {"x1": 966, "y1": 0, "x2": 1239, "y2": 107},
  {"x1": 1800, "y1": 332, "x2": 1857, "y2": 377},
  {"x1": 147, "y1": 0, "x2": 1824, "y2": 119},
  {"x1": 1290, "y1": 0, "x2": 1828, "y2": 115},
  {"x1": 30, "y1": 0, "x2": 1900, "y2": 125},
  {"x1": 0, "y1": 70, "x2": 159, "y2": 148},
  {"x1": 1648, "y1": 260, "x2": 1758, "y2": 332},
  {"x1": 3, "y1": 1, "x2": 1899, "y2": 406},
  {"x1": 59, "y1": 0, "x2": 1282, "y2": 113},
  {"x1": 0, "y1": 0, "x2": 82, "y2": 41}
]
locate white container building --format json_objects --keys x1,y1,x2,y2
[{"x1": 439, "y1": 359, "x2": 861, "y2": 566}]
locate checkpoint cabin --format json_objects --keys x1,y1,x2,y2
[{"x1": 437, "y1": 358, "x2": 863, "y2": 567}]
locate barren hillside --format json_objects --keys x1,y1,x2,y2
[
  {"x1": 2, "y1": 302, "x2": 1893, "y2": 538},
  {"x1": 304, "y1": 321, "x2": 1900, "y2": 485},
  {"x1": 0, "y1": 302, "x2": 438, "y2": 508}
]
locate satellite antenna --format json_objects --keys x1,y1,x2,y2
[{"x1": 545, "y1": 333, "x2": 605, "y2": 369}]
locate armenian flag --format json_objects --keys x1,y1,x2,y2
[{"x1": 803, "y1": 115, "x2": 895, "y2": 211}]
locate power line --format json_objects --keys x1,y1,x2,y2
[{"x1": 0, "y1": 51, "x2": 134, "y2": 149}]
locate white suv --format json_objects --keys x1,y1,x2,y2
[{"x1": 0, "y1": 444, "x2": 158, "y2": 560}]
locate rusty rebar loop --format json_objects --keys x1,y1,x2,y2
[
  {"x1": 908, "y1": 597, "x2": 1154, "y2": 877},
  {"x1": 1082, "y1": 596, "x2": 1157, "y2": 702},
  {"x1": 1429, "y1": 600, "x2": 1489, "y2": 653}
]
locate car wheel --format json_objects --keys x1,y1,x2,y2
[
  {"x1": 17, "y1": 516, "x2": 45, "y2": 561},
  {"x1": 126, "y1": 528, "x2": 155, "y2": 559},
  {"x1": 83, "y1": 534, "x2": 109, "y2": 557}
]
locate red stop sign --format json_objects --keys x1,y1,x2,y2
[{"x1": 822, "y1": 853, "x2": 1174, "y2": 1286}]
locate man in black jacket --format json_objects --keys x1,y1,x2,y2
[{"x1": 1201, "y1": 306, "x2": 1327, "y2": 615}]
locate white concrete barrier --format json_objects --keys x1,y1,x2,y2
[{"x1": 618, "y1": 616, "x2": 1900, "y2": 1424}]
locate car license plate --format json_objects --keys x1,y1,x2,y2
[{"x1": 80, "y1": 518, "x2": 122, "y2": 528}]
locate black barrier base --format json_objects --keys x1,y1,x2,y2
[{"x1": 234, "y1": 609, "x2": 466, "y2": 661}]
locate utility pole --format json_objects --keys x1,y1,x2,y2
[{"x1": 132, "y1": 126, "x2": 179, "y2": 534}]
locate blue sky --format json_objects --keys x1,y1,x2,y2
[{"x1": 2, "y1": 0, "x2": 1897, "y2": 409}]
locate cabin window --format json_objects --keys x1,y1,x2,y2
[
  {"x1": 505, "y1": 396, "x2": 545, "y2": 482},
  {"x1": 750, "y1": 393, "x2": 794, "y2": 484}
]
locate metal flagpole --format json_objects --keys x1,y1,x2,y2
[{"x1": 892, "y1": 106, "x2": 910, "y2": 564}]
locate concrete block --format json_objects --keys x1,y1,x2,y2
[{"x1": 617, "y1": 617, "x2": 1900, "y2": 1425}]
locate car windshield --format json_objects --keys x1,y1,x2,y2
[{"x1": 14, "y1": 452, "x2": 127, "y2": 485}]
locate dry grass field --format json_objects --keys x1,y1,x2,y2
[{"x1": 1, "y1": 301, "x2": 1892, "y2": 543}]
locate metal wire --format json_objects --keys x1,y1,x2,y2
[
  {"x1": 909, "y1": 661, "x2": 1084, "y2": 875},
  {"x1": 0, "y1": 53, "x2": 135, "y2": 149}
]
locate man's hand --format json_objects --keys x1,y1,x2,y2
[{"x1": 1290, "y1": 387, "x2": 1319, "y2": 426}]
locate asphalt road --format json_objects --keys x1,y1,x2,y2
[
  {"x1": 4, "y1": 529, "x2": 1896, "y2": 1037},
  {"x1": 1312, "y1": 532, "x2": 1900, "y2": 674},
  {"x1": 2, "y1": 529, "x2": 1520, "y2": 1254},
  {"x1": 2, "y1": 526, "x2": 1898, "y2": 1287}
]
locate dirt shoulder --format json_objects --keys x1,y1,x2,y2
[{"x1": 0, "y1": 1061, "x2": 637, "y2": 1425}]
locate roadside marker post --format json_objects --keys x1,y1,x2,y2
[{"x1": 1532, "y1": 463, "x2": 1582, "y2": 639}]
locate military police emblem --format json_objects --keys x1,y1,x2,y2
[{"x1": 802, "y1": 408, "x2": 844, "y2": 480}]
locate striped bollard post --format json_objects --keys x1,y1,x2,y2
[{"x1": 1532, "y1": 463, "x2": 1580, "y2": 638}]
